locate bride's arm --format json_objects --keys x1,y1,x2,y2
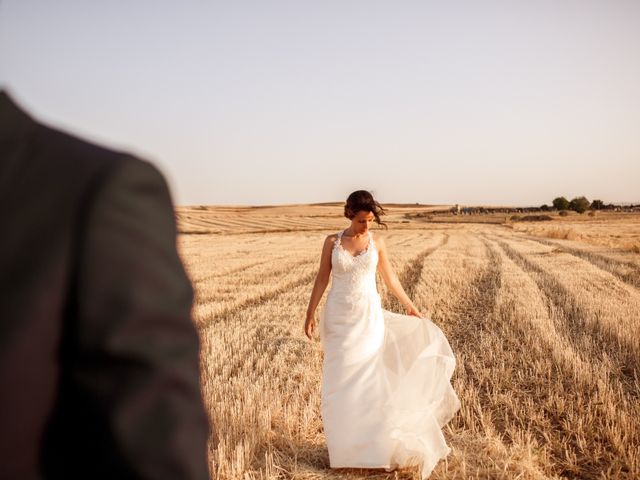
[
  {"x1": 304, "y1": 235, "x2": 334, "y2": 338},
  {"x1": 375, "y1": 235, "x2": 422, "y2": 317}
]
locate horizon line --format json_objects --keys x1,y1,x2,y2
[{"x1": 176, "y1": 200, "x2": 640, "y2": 208}]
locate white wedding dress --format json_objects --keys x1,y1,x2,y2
[{"x1": 319, "y1": 230, "x2": 460, "y2": 479}]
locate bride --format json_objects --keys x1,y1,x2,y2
[{"x1": 304, "y1": 190, "x2": 460, "y2": 479}]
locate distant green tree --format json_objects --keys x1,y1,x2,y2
[
  {"x1": 552, "y1": 197, "x2": 570, "y2": 210},
  {"x1": 591, "y1": 199, "x2": 604, "y2": 210},
  {"x1": 540, "y1": 204, "x2": 550, "y2": 211},
  {"x1": 569, "y1": 196, "x2": 590, "y2": 214}
]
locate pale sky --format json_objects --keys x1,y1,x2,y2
[{"x1": 1, "y1": 1, "x2": 639, "y2": 206}]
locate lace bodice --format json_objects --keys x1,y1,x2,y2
[{"x1": 329, "y1": 230, "x2": 379, "y2": 299}]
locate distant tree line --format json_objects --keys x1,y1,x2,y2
[
  {"x1": 548, "y1": 196, "x2": 591, "y2": 213},
  {"x1": 546, "y1": 196, "x2": 628, "y2": 214},
  {"x1": 413, "y1": 197, "x2": 640, "y2": 217}
]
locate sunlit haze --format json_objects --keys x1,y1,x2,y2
[{"x1": 1, "y1": 1, "x2": 638, "y2": 206}]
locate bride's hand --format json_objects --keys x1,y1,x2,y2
[
  {"x1": 304, "y1": 315, "x2": 316, "y2": 339},
  {"x1": 406, "y1": 305, "x2": 423, "y2": 318}
]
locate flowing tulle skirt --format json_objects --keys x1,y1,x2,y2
[{"x1": 319, "y1": 292, "x2": 460, "y2": 479}]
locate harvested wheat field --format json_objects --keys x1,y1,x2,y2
[
  {"x1": 510, "y1": 212, "x2": 640, "y2": 253},
  {"x1": 176, "y1": 206, "x2": 640, "y2": 479}
]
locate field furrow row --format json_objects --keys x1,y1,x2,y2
[
  {"x1": 178, "y1": 222, "x2": 640, "y2": 479},
  {"x1": 491, "y1": 236, "x2": 640, "y2": 393},
  {"x1": 525, "y1": 235, "x2": 640, "y2": 289}
]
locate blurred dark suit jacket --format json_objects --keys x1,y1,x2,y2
[{"x1": 0, "y1": 91, "x2": 210, "y2": 480}]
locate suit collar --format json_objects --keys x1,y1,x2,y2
[{"x1": 0, "y1": 90, "x2": 37, "y2": 144}]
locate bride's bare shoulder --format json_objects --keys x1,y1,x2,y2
[
  {"x1": 370, "y1": 231, "x2": 386, "y2": 248},
  {"x1": 324, "y1": 233, "x2": 339, "y2": 245}
]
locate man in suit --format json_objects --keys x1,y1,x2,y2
[{"x1": 0, "y1": 90, "x2": 210, "y2": 479}]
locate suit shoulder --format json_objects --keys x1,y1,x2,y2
[
  {"x1": 40, "y1": 126, "x2": 117, "y2": 158},
  {"x1": 36, "y1": 122, "x2": 129, "y2": 170},
  {"x1": 93, "y1": 157, "x2": 174, "y2": 216},
  {"x1": 36, "y1": 122, "x2": 171, "y2": 196}
]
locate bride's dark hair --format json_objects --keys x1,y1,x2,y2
[{"x1": 344, "y1": 190, "x2": 388, "y2": 229}]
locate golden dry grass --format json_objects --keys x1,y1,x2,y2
[
  {"x1": 177, "y1": 206, "x2": 640, "y2": 479},
  {"x1": 175, "y1": 204, "x2": 453, "y2": 235},
  {"x1": 510, "y1": 213, "x2": 640, "y2": 253}
]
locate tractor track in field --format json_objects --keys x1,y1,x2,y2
[
  {"x1": 491, "y1": 236, "x2": 639, "y2": 396},
  {"x1": 440, "y1": 236, "x2": 502, "y2": 359},
  {"x1": 478, "y1": 235, "x2": 640, "y2": 478},
  {"x1": 525, "y1": 236, "x2": 640, "y2": 290},
  {"x1": 384, "y1": 233, "x2": 450, "y2": 311},
  {"x1": 200, "y1": 268, "x2": 317, "y2": 330},
  {"x1": 191, "y1": 257, "x2": 284, "y2": 284},
  {"x1": 196, "y1": 257, "x2": 314, "y2": 304}
]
